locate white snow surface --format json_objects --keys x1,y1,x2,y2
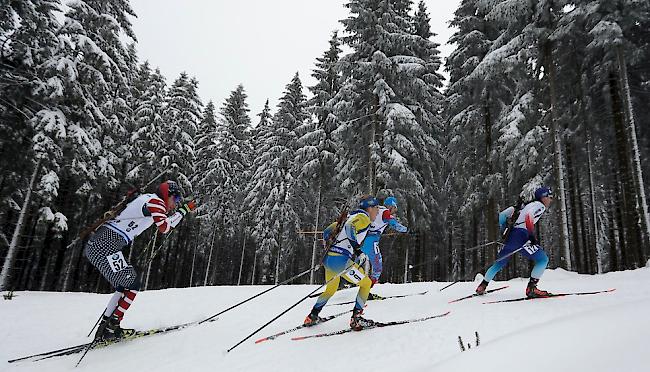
[{"x1": 2, "y1": 267, "x2": 649, "y2": 372}]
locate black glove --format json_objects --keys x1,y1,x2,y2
[
  {"x1": 350, "y1": 240, "x2": 362, "y2": 256},
  {"x1": 528, "y1": 234, "x2": 538, "y2": 246}
]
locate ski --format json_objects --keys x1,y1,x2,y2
[
  {"x1": 448, "y1": 286, "x2": 509, "y2": 304},
  {"x1": 8, "y1": 318, "x2": 217, "y2": 364},
  {"x1": 6, "y1": 342, "x2": 90, "y2": 364},
  {"x1": 482, "y1": 288, "x2": 616, "y2": 304},
  {"x1": 327, "y1": 290, "x2": 429, "y2": 306},
  {"x1": 255, "y1": 309, "x2": 351, "y2": 344},
  {"x1": 291, "y1": 311, "x2": 450, "y2": 341}
]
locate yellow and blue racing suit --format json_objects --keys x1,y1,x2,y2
[{"x1": 310, "y1": 210, "x2": 373, "y2": 315}]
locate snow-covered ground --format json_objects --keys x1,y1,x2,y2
[{"x1": 2, "y1": 267, "x2": 649, "y2": 372}]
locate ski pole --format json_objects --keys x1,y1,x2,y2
[
  {"x1": 463, "y1": 240, "x2": 499, "y2": 253},
  {"x1": 226, "y1": 261, "x2": 356, "y2": 353},
  {"x1": 439, "y1": 243, "x2": 520, "y2": 292},
  {"x1": 199, "y1": 265, "x2": 322, "y2": 325},
  {"x1": 408, "y1": 255, "x2": 439, "y2": 271},
  {"x1": 86, "y1": 310, "x2": 105, "y2": 338},
  {"x1": 140, "y1": 230, "x2": 175, "y2": 266},
  {"x1": 135, "y1": 232, "x2": 159, "y2": 263}
]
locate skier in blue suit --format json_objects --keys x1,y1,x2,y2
[{"x1": 359, "y1": 196, "x2": 408, "y2": 292}]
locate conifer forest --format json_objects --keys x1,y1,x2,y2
[{"x1": 1, "y1": 0, "x2": 649, "y2": 293}]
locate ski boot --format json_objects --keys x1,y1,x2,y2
[
  {"x1": 96, "y1": 315, "x2": 134, "y2": 341},
  {"x1": 368, "y1": 292, "x2": 385, "y2": 301},
  {"x1": 475, "y1": 280, "x2": 489, "y2": 295},
  {"x1": 350, "y1": 308, "x2": 375, "y2": 331},
  {"x1": 526, "y1": 278, "x2": 552, "y2": 298},
  {"x1": 303, "y1": 312, "x2": 326, "y2": 327}
]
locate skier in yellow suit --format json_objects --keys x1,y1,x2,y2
[{"x1": 303, "y1": 195, "x2": 380, "y2": 331}]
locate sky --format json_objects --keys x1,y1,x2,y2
[{"x1": 129, "y1": 0, "x2": 461, "y2": 121}]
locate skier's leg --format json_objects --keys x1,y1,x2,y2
[
  {"x1": 339, "y1": 259, "x2": 371, "y2": 311},
  {"x1": 483, "y1": 228, "x2": 529, "y2": 282},
  {"x1": 104, "y1": 291, "x2": 122, "y2": 317},
  {"x1": 360, "y1": 234, "x2": 382, "y2": 284},
  {"x1": 111, "y1": 275, "x2": 140, "y2": 322},
  {"x1": 343, "y1": 260, "x2": 373, "y2": 330},
  {"x1": 526, "y1": 247, "x2": 551, "y2": 298},
  {"x1": 310, "y1": 254, "x2": 345, "y2": 315},
  {"x1": 529, "y1": 248, "x2": 549, "y2": 280}
]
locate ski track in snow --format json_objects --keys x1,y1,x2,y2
[{"x1": 2, "y1": 267, "x2": 649, "y2": 372}]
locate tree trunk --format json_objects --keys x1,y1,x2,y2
[
  {"x1": 617, "y1": 47, "x2": 650, "y2": 259},
  {"x1": 545, "y1": 43, "x2": 572, "y2": 270},
  {"x1": 580, "y1": 76, "x2": 603, "y2": 273},
  {"x1": 1, "y1": 159, "x2": 41, "y2": 291},
  {"x1": 484, "y1": 93, "x2": 497, "y2": 263},
  {"x1": 609, "y1": 72, "x2": 642, "y2": 268},
  {"x1": 309, "y1": 171, "x2": 323, "y2": 284}
]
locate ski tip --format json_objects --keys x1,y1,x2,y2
[{"x1": 254, "y1": 338, "x2": 267, "y2": 344}]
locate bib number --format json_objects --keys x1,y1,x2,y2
[
  {"x1": 523, "y1": 243, "x2": 539, "y2": 255},
  {"x1": 345, "y1": 266, "x2": 365, "y2": 284},
  {"x1": 107, "y1": 251, "x2": 128, "y2": 273},
  {"x1": 373, "y1": 241, "x2": 380, "y2": 255}
]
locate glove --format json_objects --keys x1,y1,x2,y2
[
  {"x1": 355, "y1": 253, "x2": 369, "y2": 267},
  {"x1": 350, "y1": 240, "x2": 362, "y2": 256},
  {"x1": 528, "y1": 234, "x2": 538, "y2": 246},
  {"x1": 178, "y1": 200, "x2": 196, "y2": 216},
  {"x1": 395, "y1": 224, "x2": 408, "y2": 233}
]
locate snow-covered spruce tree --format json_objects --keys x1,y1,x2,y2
[
  {"x1": 245, "y1": 73, "x2": 308, "y2": 284},
  {"x1": 334, "y1": 0, "x2": 444, "y2": 227},
  {"x1": 11, "y1": 0, "x2": 139, "y2": 291},
  {"x1": 130, "y1": 65, "x2": 168, "y2": 185},
  {"x1": 578, "y1": 0, "x2": 650, "y2": 267},
  {"x1": 0, "y1": 0, "x2": 63, "y2": 291},
  {"x1": 243, "y1": 99, "x2": 273, "y2": 284},
  {"x1": 162, "y1": 72, "x2": 202, "y2": 191},
  {"x1": 444, "y1": 0, "x2": 504, "y2": 273},
  {"x1": 298, "y1": 31, "x2": 343, "y2": 283},
  {"x1": 444, "y1": 0, "x2": 497, "y2": 279}
]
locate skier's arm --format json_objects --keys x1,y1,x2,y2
[
  {"x1": 382, "y1": 209, "x2": 407, "y2": 233},
  {"x1": 345, "y1": 214, "x2": 370, "y2": 253},
  {"x1": 145, "y1": 198, "x2": 191, "y2": 233},
  {"x1": 526, "y1": 212, "x2": 538, "y2": 245},
  {"x1": 498, "y1": 206, "x2": 515, "y2": 232},
  {"x1": 322, "y1": 222, "x2": 338, "y2": 243}
]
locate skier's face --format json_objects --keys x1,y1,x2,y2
[
  {"x1": 388, "y1": 206, "x2": 397, "y2": 215},
  {"x1": 367, "y1": 205, "x2": 380, "y2": 220},
  {"x1": 541, "y1": 196, "x2": 553, "y2": 208}
]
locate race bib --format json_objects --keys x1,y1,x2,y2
[
  {"x1": 373, "y1": 241, "x2": 380, "y2": 255},
  {"x1": 345, "y1": 266, "x2": 366, "y2": 284},
  {"x1": 523, "y1": 243, "x2": 539, "y2": 255},
  {"x1": 107, "y1": 251, "x2": 128, "y2": 273}
]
